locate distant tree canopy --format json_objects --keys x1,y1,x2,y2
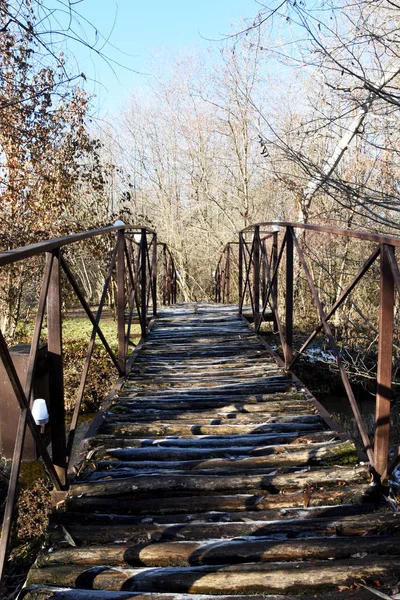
[{"x1": 0, "y1": 0, "x2": 108, "y2": 249}]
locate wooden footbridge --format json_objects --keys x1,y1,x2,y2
[{"x1": 2, "y1": 223, "x2": 400, "y2": 599}]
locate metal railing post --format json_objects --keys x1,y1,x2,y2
[
  {"x1": 375, "y1": 244, "x2": 395, "y2": 481},
  {"x1": 272, "y1": 231, "x2": 279, "y2": 331},
  {"x1": 140, "y1": 228, "x2": 147, "y2": 337},
  {"x1": 117, "y1": 229, "x2": 126, "y2": 374},
  {"x1": 261, "y1": 239, "x2": 266, "y2": 307},
  {"x1": 152, "y1": 233, "x2": 157, "y2": 317},
  {"x1": 253, "y1": 226, "x2": 260, "y2": 329},
  {"x1": 238, "y1": 233, "x2": 243, "y2": 315},
  {"x1": 162, "y1": 244, "x2": 167, "y2": 306},
  {"x1": 221, "y1": 248, "x2": 226, "y2": 304},
  {"x1": 225, "y1": 244, "x2": 231, "y2": 304},
  {"x1": 285, "y1": 227, "x2": 294, "y2": 367},
  {"x1": 47, "y1": 249, "x2": 67, "y2": 487}
]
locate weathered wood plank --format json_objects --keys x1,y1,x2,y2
[
  {"x1": 26, "y1": 557, "x2": 400, "y2": 593},
  {"x1": 94, "y1": 439, "x2": 355, "y2": 464},
  {"x1": 38, "y1": 535, "x2": 400, "y2": 568},
  {"x1": 101, "y1": 421, "x2": 324, "y2": 438},
  {"x1": 19, "y1": 588, "x2": 382, "y2": 600},
  {"x1": 48, "y1": 510, "x2": 398, "y2": 546}
]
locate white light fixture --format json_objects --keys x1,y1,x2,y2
[
  {"x1": 133, "y1": 232, "x2": 142, "y2": 244},
  {"x1": 32, "y1": 398, "x2": 49, "y2": 426},
  {"x1": 272, "y1": 220, "x2": 281, "y2": 232},
  {"x1": 113, "y1": 219, "x2": 125, "y2": 227}
]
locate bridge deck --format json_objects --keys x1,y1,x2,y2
[{"x1": 23, "y1": 304, "x2": 400, "y2": 599}]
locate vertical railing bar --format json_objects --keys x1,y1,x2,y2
[
  {"x1": 162, "y1": 244, "x2": 167, "y2": 305},
  {"x1": 226, "y1": 243, "x2": 231, "y2": 304},
  {"x1": 169, "y1": 250, "x2": 177, "y2": 304},
  {"x1": 253, "y1": 226, "x2": 260, "y2": 329},
  {"x1": 47, "y1": 248, "x2": 67, "y2": 487},
  {"x1": 24, "y1": 253, "x2": 54, "y2": 401},
  {"x1": 117, "y1": 229, "x2": 126, "y2": 375},
  {"x1": 140, "y1": 229, "x2": 148, "y2": 337},
  {"x1": 261, "y1": 239, "x2": 267, "y2": 309},
  {"x1": 144, "y1": 235, "x2": 153, "y2": 313},
  {"x1": 271, "y1": 232, "x2": 279, "y2": 332},
  {"x1": 221, "y1": 246, "x2": 227, "y2": 304},
  {"x1": 375, "y1": 244, "x2": 396, "y2": 480},
  {"x1": 285, "y1": 227, "x2": 294, "y2": 368},
  {"x1": 152, "y1": 236, "x2": 157, "y2": 315},
  {"x1": 238, "y1": 233, "x2": 244, "y2": 314},
  {"x1": 0, "y1": 254, "x2": 57, "y2": 584},
  {"x1": 291, "y1": 229, "x2": 374, "y2": 466}
]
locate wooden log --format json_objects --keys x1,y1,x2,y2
[
  {"x1": 89, "y1": 431, "x2": 340, "y2": 450},
  {"x1": 26, "y1": 556, "x2": 400, "y2": 593},
  {"x1": 48, "y1": 510, "x2": 398, "y2": 547},
  {"x1": 122, "y1": 386, "x2": 296, "y2": 399},
  {"x1": 112, "y1": 389, "x2": 306, "y2": 412},
  {"x1": 19, "y1": 587, "x2": 384, "y2": 600},
  {"x1": 95, "y1": 440, "x2": 355, "y2": 464},
  {"x1": 123, "y1": 382, "x2": 291, "y2": 395},
  {"x1": 70, "y1": 466, "x2": 369, "y2": 498},
  {"x1": 52, "y1": 501, "x2": 382, "y2": 528},
  {"x1": 38, "y1": 534, "x2": 400, "y2": 568},
  {"x1": 128, "y1": 367, "x2": 284, "y2": 380},
  {"x1": 66, "y1": 484, "x2": 377, "y2": 515},
  {"x1": 102, "y1": 421, "x2": 324, "y2": 438},
  {"x1": 110, "y1": 399, "x2": 310, "y2": 413},
  {"x1": 129, "y1": 362, "x2": 278, "y2": 374},
  {"x1": 104, "y1": 413, "x2": 320, "y2": 425},
  {"x1": 91, "y1": 441, "x2": 357, "y2": 472}
]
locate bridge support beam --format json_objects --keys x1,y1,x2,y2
[
  {"x1": 375, "y1": 244, "x2": 395, "y2": 481},
  {"x1": 117, "y1": 229, "x2": 126, "y2": 375},
  {"x1": 47, "y1": 249, "x2": 67, "y2": 487},
  {"x1": 285, "y1": 227, "x2": 294, "y2": 368},
  {"x1": 253, "y1": 226, "x2": 260, "y2": 330},
  {"x1": 238, "y1": 233, "x2": 244, "y2": 315}
]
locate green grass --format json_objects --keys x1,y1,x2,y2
[{"x1": 62, "y1": 316, "x2": 119, "y2": 349}]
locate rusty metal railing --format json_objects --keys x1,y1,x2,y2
[
  {"x1": 215, "y1": 221, "x2": 400, "y2": 485},
  {"x1": 0, "y1": 223, "x2": 176, "y2": 583}
]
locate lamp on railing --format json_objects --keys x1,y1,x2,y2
[
  {"x1": 272, "y1": 220, "x2": 281, "y2": 233},
  {"x1": 32, "y1": 398, "x2": 49, "y2": 426},
  {"x1": 113, "y1": 219, "x2": 125, "y2": 227},
  {"x1": 133, "y1": 233, "x2": 142, "y2": 244}
]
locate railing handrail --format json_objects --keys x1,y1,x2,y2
[
  {"x1": 0, "y1": 224, "x2": 156, "y2": 267},
  {"x1": 240, "y1": 221, "x2": 400, "y2": 247},
  {"x1": 0, "y1": 223, "x2": 176, "y2": 584},
  {"x1": 215, "y1": 221, "x2": 400, "y2": 486}
]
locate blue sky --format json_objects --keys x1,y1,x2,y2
[{"x1": 68, "y1": 0, "x2": 259, "y2": 115}]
